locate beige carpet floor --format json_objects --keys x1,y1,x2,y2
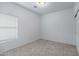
[{"x1": 1, "y1": 39, "x2": 78, "y2": 56}]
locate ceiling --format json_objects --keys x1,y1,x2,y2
[{"x1": 16, "y1": 2, "x2": 75, "y2": 15}]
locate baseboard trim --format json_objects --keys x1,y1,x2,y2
[
  {"x1": 0, "y1": 38, "x2": 39, "y2": 54},
  {"x1": 40, "y1": 38, "x2": 76, "y2": 46}
]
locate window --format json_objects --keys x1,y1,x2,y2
[{"x1": 0, "y1": 13, "x2": 17, "y2": 41}]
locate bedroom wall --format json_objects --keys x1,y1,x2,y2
[
  {"x1": 41, "y1": 8, "x2": 75, "y2": 45},
  {"x1": 74, "y1": 2, "x2": 79, "y2": 54},
  {"x1": 0, "y1": 2, "x2": 40, "y2": 53}
]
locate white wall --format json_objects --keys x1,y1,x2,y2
[
  {"x1": 41, "y1": 8, "x2": 75, "y2": 45},
  {"x1": 0, "y1": 2, "x2": 40, "y2": 53},
  {"x1": 74, "y1": 2, "x2": 79, "y2": 54}
]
